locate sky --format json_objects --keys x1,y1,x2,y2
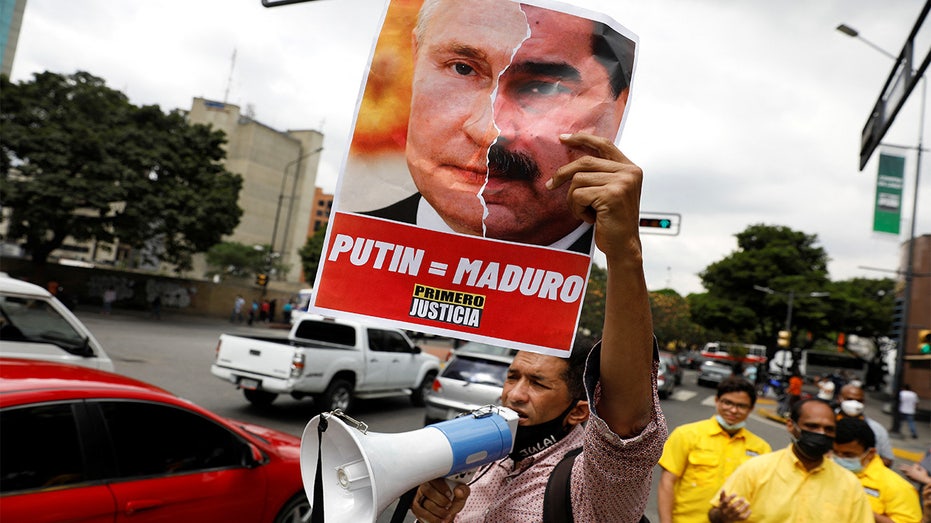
[{"x1": 9, "y1": 0, "x2": 931, "y2": 296}]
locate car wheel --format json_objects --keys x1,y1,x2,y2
[
  {"x1": 243, "y1": 388, "x2": 277, "y2": 406},
  {"x1": 319, "y1": 379, "x2": 353, "y2": 412},
  {"x1": 273, "y1": 492, "x2": 310, "y2": 523},
  {"x1": 411, "y1": 371, "x2": 437, "y2": 407}
]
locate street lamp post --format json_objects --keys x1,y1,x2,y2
[
  {"x1": 837, "y1": 23, "x2": 925, "y2": 435},
  {"x1": 754, "y1": 285, "x2": 830, "y2": 333},
  {"x1": 268, "y1": 146, "x2": 324, "y2": 277}
]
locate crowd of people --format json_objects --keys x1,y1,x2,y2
[
  {"x1": 657, "y1": 374, "x2": 929, "y2": 523},
  {"x1": 230, "y1": 294, "x2": 299, "y2": 325}
]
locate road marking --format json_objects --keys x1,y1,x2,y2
[
  {"x1": 701, "y1": 395, "x2": 717, "y2": 407},
  {"x1": 670, "y1": 390, "x2": 697, "y2": 402}
]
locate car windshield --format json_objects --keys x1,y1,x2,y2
[
  {"x1": 442, "y1": 355, "x2": 510, "y2": 387},
  {"x1": 0, "y1": 295, "x2": 88, "y2": 354}
]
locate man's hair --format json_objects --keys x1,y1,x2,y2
[
  {"x1": 591, "y1": 21, "x2": 634, "y2": 98},
  {"x1": 561, "y1": 334, "x2": 597, "y2": 401},
  {"x1": 790, "y1": 397, "x2": 832, "y2": 423},
  {"x1": 415, "y1": 0, "x2": 634, "y2": 99},
  {"x1": 716, "y1": 376, "x2": 758, "y2": 406},
  {"x1": 835, "y1": 417, "x2": 876, "y2": 449}
]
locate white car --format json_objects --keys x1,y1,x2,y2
[{"x1": 0, "y1": 276, "x2": 114, "y2": 371}]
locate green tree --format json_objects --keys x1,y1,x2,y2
[
  {"x1": 649, "y1": 289, "x2": 707, "y2": 350},
  {"x1": 824, "y1": 277, "x2": 896, "y2": 340},
  {"x1": 688, "y1": 224, "x2": 831, "y2": 347},
  {"x1": 205, "y1": 241, "x2": 268, "y2": 278},
  {"x1": 298, "y1": 226, "x2": 328, "y2": 283},
  {"x1": 578, "y1": 263, "x2": 607, "y2": 338},
  {"x1": 0, "y1": 71, "x2": 243, "y2": 271}
]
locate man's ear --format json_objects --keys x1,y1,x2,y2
[{"x1": 566, "y1": 400, "x2": 590, "y2": 426}]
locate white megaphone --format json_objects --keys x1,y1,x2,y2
[{"x1": 300, "y1": 405, "x2": 519, "y2": 523}]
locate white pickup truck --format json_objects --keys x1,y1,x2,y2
[{"x1": 211, "y1": 314, "x2": 441, "y2": 413}]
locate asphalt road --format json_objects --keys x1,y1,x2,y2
[{"x1": 76, "y1": 310, "x2": 803, "y2": 523}]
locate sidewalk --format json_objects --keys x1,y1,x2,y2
[{"x1": 755, "y1": 393, "x2": 929, "y2": 464}]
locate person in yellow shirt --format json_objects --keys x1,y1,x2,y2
[
  {"x1": 658, "y1": 376, "x2": 771, "y2": 523},
  {"x1": 708, "y1": 398, "x2": 873, "y2": 523},
  {"x1": 833, "y1": 417, "x2": 922, "y2": 523}
]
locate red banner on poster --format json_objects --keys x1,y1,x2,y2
[{"x1": 314, "y1": 212, "x2": 592, "y2": 354}]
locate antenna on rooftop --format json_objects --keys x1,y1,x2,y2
[{"x1": 223, "y1": 48, "x2": 237, "y2": 104}]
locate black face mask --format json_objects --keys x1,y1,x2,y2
[
  {"x1": 509, "y1": 401, "x2": 577, "y2": 462},
  {"x1": 792, "y1": 429, "x2": 834, "y2": 460}
]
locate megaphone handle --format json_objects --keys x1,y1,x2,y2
[{"x1": 310, "y1": 416, "x2": 329, "y2": 523}]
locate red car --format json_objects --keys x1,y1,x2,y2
[{"x1": 0, "y1": 358, "x2": 309, "y2": 523}]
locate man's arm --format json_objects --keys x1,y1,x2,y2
[
  {"x1": 657, "y1": 468, "x2": 678, "y2": 523},
  {"x1": 551, "y1": 132, "x2": 653, "y2": 436}
]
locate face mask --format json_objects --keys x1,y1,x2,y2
[
  {"x1": 791, "y1": 429, "x2": 835, "y2": 460},
  {"x1": 833, "y1": 455, "x2": 865, "y2": 474},
  {"x1": 509, "y1": 401, "x2": 577, "y2": 462},
  {"x1": 840, "y1": 400, "x2": 864, "y2": 417},
  {"x1": 715, "y1": 414, "x2": 746, "y2": 432}
]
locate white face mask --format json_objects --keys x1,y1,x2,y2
[
  {"x1": 715, "y1": 414, "x2": 746, "y2": 432},
  {"x1": 840, "y1": 400, "x2": 864, "y2": 417}
]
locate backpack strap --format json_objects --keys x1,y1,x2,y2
[
  {"x1": 542, "y1": 446, "x2": 651, "y2": 523},
  {"x1": 543, "y1": 447, "x2": 583, "y2": 523}
]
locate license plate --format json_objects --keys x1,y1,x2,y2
[{"x1": 239, "y1": 378, "x2": 260, "y2": 390}]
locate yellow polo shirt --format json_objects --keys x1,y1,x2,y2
[
  {"x1": 852, "y1": 454, "x2": 922, "y2": 523},
  {"x1": 712, "y1": 445, "x2": 873, "y2": 523},
  {"x1": 658, "y1": 417, "x2": 771, "y2": 522}
]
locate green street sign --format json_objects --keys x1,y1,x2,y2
[{"x1": 873, "y1": 153, "x2": 904, "y2": 235}]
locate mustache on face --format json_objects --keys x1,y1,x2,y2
[{"x1": 486, "y1": 142, "x2": 541, "y2": 181}]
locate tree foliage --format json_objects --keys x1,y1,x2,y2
[
  {"x1": 298, "y1": 226, "x2": 328, "y2": 284},
  {"x1": 688, "y1": 224, "x2": 831, "y2": 347},
  {"x1": 206, "y1": 241, "x2": 269, "y2": 278},
  {"x1": 649, "y1": 289, "x2": 707, "y2": 350},
  {"x1": 0, "y1": 71, "x2": 243, "y2": 270},
  {"x1": 824, "y1": 277, "x2": 896, "y2": 339},
  {"x1": 578, "y1": 263, "x2": 607, "y2": 337}
]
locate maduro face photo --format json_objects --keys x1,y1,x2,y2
[{"x1": 357, "y1": 0, "x2": 636, "y2": 252}]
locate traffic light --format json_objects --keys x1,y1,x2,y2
[
  {"x1": 919, "y1": 329, "x2": 931, "y2": 354},
  {"x1": 777, "y1": 330, "x2": 791, "y2": 348},
  {"x1": 639, "y1": 218, "x2": 672, "y2": 229},
  {"x1": 255, "y1": 273, "x2": 268, "y2": 286}
]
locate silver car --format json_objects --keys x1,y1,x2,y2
[
  {"x1": 423, "y1": 342, "x2": 517, "y2": 425},
  {"x1": 697, "y1": 360, "x2": 734, "y2": 388}
]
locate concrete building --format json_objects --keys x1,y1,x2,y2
[
  {"x1": 187, "y1": 97, "x2": 324, "y2": 284},
  {"x1": 899, "y1": 234, "x2": 930, "y2": 413},
  {"x1": 0, "y1": 0, "x2": 26, "y2": 77},
  {"x1": 308, "y1": 187, "x2": 334, "y2": 234}
]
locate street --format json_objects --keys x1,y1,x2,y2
[{"x1": 78, "y1": 311, "x2": 819, "y2": 522}]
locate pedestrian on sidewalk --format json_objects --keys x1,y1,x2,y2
[
  {"x1": 900, "y1": 384, "x2": 920, "y2": 439},
  {"x1": 231, "y1": 295, "x2": 245, "y2": 323},
  {"x1": 101, "y1": 286, "x2": 116, "y2": 315},
  {"x1": 150, "y1": 295, "x2": 162, "y2": 320}
]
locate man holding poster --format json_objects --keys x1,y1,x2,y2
[
  {"x1": 313, "y1": 0, "x2": 639, "y2": 351},
  {"x1": 408, "y1": 130, "x2": 664, "y2": 521},
  {"x1": 365, "y1": 0, "x2": 635, "y2": 252}
]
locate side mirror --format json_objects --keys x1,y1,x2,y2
[
  {"x1": 412, "y1": 345, "x2": 422, "y2": 354},
  {"x1": 242, "y1": 442, "x2": 265, "y2": 468}
]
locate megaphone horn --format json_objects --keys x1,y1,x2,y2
[{"x1": 301, "y1": 406, "x2": 518, "y2": 523}]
